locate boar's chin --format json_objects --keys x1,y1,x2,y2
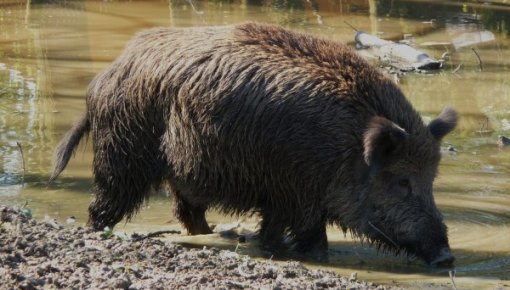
[{"x1": 348, "y1": 223, "x2": 405, "y2": 256}]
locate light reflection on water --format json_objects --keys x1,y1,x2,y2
[{"x1": 0, "y1": 1, "x2": 509, "y2": 289}]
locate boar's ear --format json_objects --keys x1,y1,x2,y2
[
  {"x1": 364, "y1": 116, "x2": 408, "y2": 168},
  {"x1": 428, "y1": 107, "x2": 458, "y2": 140}
]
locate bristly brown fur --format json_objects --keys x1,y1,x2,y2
[{"x1": 51, "y1": 23, "x2": 456, "y2": 262}]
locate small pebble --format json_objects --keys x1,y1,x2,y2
[
  {"x1": 441, "y1": 145, "x2": 457, "y2": 156},
  {"x1": 497, "y1": 135, "x2": 510, "y2": 147},
  {"x1": 66, "y1": 216, "x2": 76, "y2": 224}
]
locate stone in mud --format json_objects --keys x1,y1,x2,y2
[{"x1": 497, "y1": 135, "x2": 510, "y2": 147}]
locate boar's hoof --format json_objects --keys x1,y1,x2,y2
[{"x1": 429, "y1": 247, "x2": 455, "y2": 267}]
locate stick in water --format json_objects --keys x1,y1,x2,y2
[
  {"x1": 449, "y1": 269, "x2": 458, "y2": 290},
  {"x1": 16, "y1": 142, "x2": 26, "y2": 187},
  {"x1": 131, "y1": 230, "x2": 181, "y2": 241},
  {"x1": 472, "y1": 48, "x2": 483, "y2": 71},
  {"x1": 344, "y1": 21, "x2": 359, "y2": 32},
  {"x1": 452, "y1": 63, "x2": 463, "y2": 74}
]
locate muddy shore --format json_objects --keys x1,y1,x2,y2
[{"x1": 0, "y1": 205, "x2": 403, "y2": 289}]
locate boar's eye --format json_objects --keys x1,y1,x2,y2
[{"x1": 398, "y1": 178, "x2": 410, "y2": 187}]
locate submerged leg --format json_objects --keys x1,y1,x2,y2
[
  {"x1": 291, "y1": 222, "x2": 328, "y2": 252},
  {"x1": 172, "y1": 188, "x2": 212, "y2": 235},
  {"x1": 258, "y1": 209, "x2": 286, "y2": 249}
]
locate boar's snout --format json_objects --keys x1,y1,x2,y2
[
  {"x1": 429, "y1": 247, "x2": 455, "y2": 267},
  {"x1": 405, "y1": 222, "x2": 455, "y2": 267}
]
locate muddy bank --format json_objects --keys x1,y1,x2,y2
[{"x1": 0, "y1": 205, "x2": 403, "y2": 289}]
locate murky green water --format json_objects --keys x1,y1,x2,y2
[{"x1": 1, "y1": 0, "x2": 509, "y2": 289}]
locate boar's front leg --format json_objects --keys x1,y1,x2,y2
[
  {"x1": 291, "y1": 216, "x2": 328, "y2": 252},
  {"x1": 258, "y1": 209, "x2": 287, "y2": 249}
]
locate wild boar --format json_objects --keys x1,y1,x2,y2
[{"x1": 50, "y1": 23, "x2": 457, "y2": 266}]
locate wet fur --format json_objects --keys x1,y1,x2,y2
[{"x1": 51, "y1": 23, "x2": 453, "y2": 256}]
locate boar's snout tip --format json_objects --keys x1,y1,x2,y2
[{"x1": 429, "y1": 247, "x2": 455, "y2": 267}]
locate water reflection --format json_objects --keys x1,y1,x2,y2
[
  {"x1": 377, "y1": 0, "x2": 510, "y2": 36},
  {"x1": 0, "y1": 1, "x2": 509, "y2": 289},
  {"x1": 0, "y1": 64, "x2": 37, "y2": 188}
]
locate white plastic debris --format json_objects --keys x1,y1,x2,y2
[
  {"x1": 452, "y1": 30, "x2": 495, "y2": 50},
  {"x1": 355, "y1": 31, "x2": 442, "y2": 71}
]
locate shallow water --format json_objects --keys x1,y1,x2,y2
[{"x1": 0, "y1": 0, "x2": 509, "y2": 289}]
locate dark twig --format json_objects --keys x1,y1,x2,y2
[
  {"x1": 131, "y1": 230, "x2": 181, "y2": 241},
  {"x1": 472, "y1": 48, "x2": 483, "y2": 71},
  {"x1": 16, "y1": 142, "x2": 26, "y2": 187},
  {"x1": 368, "y1": 221, "x2": 398, "y2": 248},
  {"x1": 344, "y1": 21, "x2": 359, "y2": 32}
]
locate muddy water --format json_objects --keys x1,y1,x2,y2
[{"x1": 1, "y1": 0, "x2": 509, "y2": 289}]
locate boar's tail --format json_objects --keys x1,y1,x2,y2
[{"x1": 49, "y1": 113, "x2": 90, "y2": 183}]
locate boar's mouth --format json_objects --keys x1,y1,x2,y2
[
  {"x1": 403, "y1": 244, "x2": 455, "y2": 267},
  {"x1": 428, "y1": 247, "x2": 455, "y2": 267},
  {"x1": 398, "y1": 242, "x2": 455, "y2": 267},
  {"x1": 366, "y1": 221, "x2": 455, "y2": 267}
]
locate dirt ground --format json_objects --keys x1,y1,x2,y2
[{"x1": 0, "y1": 205, "x2": 403, "y2": 289}]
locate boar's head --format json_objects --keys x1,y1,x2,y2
[{"x1": 349, "y1": 108, "x2": 457, "y2": 266}]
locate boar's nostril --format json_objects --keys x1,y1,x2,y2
[{"x1": 430, "y1": 247, "x2": 455, "y2": 267}]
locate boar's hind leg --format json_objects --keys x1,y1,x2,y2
[
  {"x1": 172, "y1": 189, "x2": 212, "y2": 235},
  {"x1": 88, "y1": 134, "x2": 165, "y2": 231}
]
